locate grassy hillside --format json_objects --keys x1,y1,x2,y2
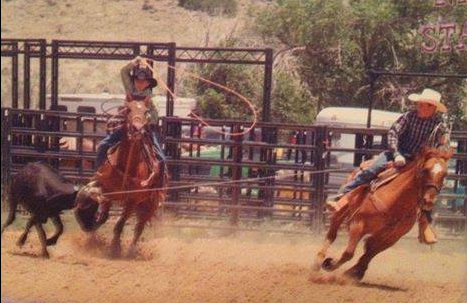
[{"x1": 1, "y1": 0, "x2": 265, "y2": 108}]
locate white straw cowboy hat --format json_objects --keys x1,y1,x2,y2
[{"x1": 408, "y1": 88, "x2": 447, "y2": 113}]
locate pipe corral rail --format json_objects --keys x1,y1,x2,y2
[
  {"x1": 1, "y1": 108, "x2": 465, "y2": 232},
  {"x1": 1, "y1": 38, "x2": 466, "y2": 233}
]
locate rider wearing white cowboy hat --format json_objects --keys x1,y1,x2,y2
[{"x1": 326, "y1": 88, "x2": 448, "y2": 245}]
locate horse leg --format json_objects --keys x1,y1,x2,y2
[
  {"x1": 322, "y1": 220, "x2": 365, "y2": 272},
  {"x1": 1, "y1": 194, "x2": 19, "y2": 235},
  {"x1": 46, "y1": 215, "x2": 63, "y2": 246},
  {"x1": 313, "y1": 210, "x2": 348, "y2": 271},
  {"x1": 34, "y1": 222, "x2": 49, "y2": 258},
  {"x1": 109, "y1": 206, "x2": 132, "y2": 259},
  {"x1": 127, "y1": 200, "x2": 156, "y2": 258},
  {"x1": 16, "y1": 216, "x2": 35, "y2": 247},
  {"x1": 344, "y1": 222, "x2": 413, "y2": 281}
]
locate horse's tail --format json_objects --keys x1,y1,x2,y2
[{"x1": 1, "y1": 185, "x2": 18, "y2": 235}]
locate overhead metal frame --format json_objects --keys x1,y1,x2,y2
[
  {"x1": 1, "y1": 39, "x2": 273, "y2": 120},
  {"x1": 1, "y1": 39, "x2": 47, "y2": 109}
]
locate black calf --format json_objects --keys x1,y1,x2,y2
[{"x1": 1, "y1": 162, "x2": 78, "y2": 258}]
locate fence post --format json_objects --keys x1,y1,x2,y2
[
  {"x1": 166, "y1": 43, "x2": 176, "y2": 117},
  {"x1": 312, "y1": 126, "x2": 327, "y2": 232},
  {"x1": 230, "y1": 124, "x2": 243, "y2": 226},
  {"x1": 23, "y1": 42, "x2": 31, "y2": 109},
  {"x1": 39, "y1": 39, "x2": 47, "y2": 110},
  {"x1": 264, "y1": 126, "x2": 277, "y2": 210},
  {"x1": 11, "y1": 43, "x2": 19, "y2": 109},
  {"x1": 51, "y1": 40, "x2": 59, "y2": 110},
  {"x1": 77, "y1": 115, "x2": 84, "y2": 178},
  {"x1": 1, "y1": 108, "x2": 11, "y2": 206},
  {"x1": 262, "y1": 48, "x2": 273, "y2": 122},
  {"x1": 354, "y1": 133, "x2": 364, "y2": 167},
  {"x1": 164, "y1": 118, "x2": 181, "y2": 204}
]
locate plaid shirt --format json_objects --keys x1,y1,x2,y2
[{"x1": 387, "y1": 110, "x2": 447, "y2": 157}]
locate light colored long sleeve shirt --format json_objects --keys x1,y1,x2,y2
[{"x1": 120, "y1": 62, "x2": 158, "y2": 125}]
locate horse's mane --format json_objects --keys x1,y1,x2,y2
[{"x1": 419, "y1": 146, "x2": 453, "y2": 161}]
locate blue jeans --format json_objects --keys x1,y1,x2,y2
[
  {"x1": 340, "y1": 151, "x2": 394, "y2": 194},
  {"x1": 96, "y1": 128, "x2": 165, "y2": 169}
]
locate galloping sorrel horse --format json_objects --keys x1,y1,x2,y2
[
  {"x1": 313, "y1": 147, "x2": 453, "y2": 281},
  {"x1": 74, "y1": 98, "x2": 168, "y2": 258}
]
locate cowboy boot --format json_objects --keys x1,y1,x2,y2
[
  {"x1": 418, "y1": 209, "x2": 437, "y2": 245},
  {"x1": 325, "y1": 193, "x2": 349, "y2": 212}
]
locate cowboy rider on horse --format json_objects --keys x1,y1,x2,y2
[
  {"x1": 326, "y1": 88, "x2": 449, "y2": 245},
  {"x1": 96, "y1": 56, "x2": 166, "y2": 171}
]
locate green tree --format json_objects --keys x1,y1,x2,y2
[
  {"x1": 188, "y1": 61, "x2": 263, "y2": 120},
  {"x1": 253, "y1": 0, "x2": 467, "y2": 129},
  {"x1": 186, "y1": 37, "x2": 316, "y2": 123},
  {"x1": 271, "y1": 70, "x2": 316, "y2": 123}
]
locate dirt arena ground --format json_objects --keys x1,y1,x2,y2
[{"x1": 1, "y1": 220, "x2": 466, "y2": 303}]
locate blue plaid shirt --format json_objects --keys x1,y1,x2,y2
[{"x1": 387, "y1": 110, "x2": 447, "y2": 157}]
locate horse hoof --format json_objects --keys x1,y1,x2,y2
[
  {"x1": 46, "y1": 238, "x2": 58, "y2": 246},
  {"x1": 344, "y1": 268, "x2": 364, "y2": 281},
  {"x1": 126, "y1": 247, "x2": 138, "y2": 259},
  {"x1": 322, "y1": 257, "x2": 334, "y2": 271},
  {"x1": 321, "y1": 258, "x2": 334, "y2": 271},
  {"x1": 109, "y1": 245, "x2": 122, "y2": 259}
]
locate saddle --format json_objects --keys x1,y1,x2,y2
[
  {"x1": 352, "y1": 159, "x2": 401, "y2": 214},
  {"x1": 356, "y1": 159, "x2": 400, "y2": 193}
]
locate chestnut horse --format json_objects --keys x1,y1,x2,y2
[
  {"x1": 75, "y1": 99, "x2": 168, "y2": 258},
  {"x1": 313, "y1": 147, "x2": 452, "y2": 281}
]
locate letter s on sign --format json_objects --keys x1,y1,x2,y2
[{"x1": 420, "y1": 24, "x2": 438, "y2": 53}]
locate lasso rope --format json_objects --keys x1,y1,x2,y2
[
  {"x1": 101, "y1": 167, "x2": 349, "y2": 197},
  {"x1": 142, "y1": 58, "x2": 258, "y2": 137}
]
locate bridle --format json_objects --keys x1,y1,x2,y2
[{"x1": 415, "y1": 153, "x2": 445, "y2": 207}]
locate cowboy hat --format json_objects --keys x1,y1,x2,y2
[
  {"x1": 132, "y1": 66, "x2": 158, "y2": 89},
  {"x1": 408, "y1": 88, "x2": 447, "y2": 113}
]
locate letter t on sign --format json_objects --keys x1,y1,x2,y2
[
  {"x1": 439, "y1": 23, "x2": 457, "y2": 52},
  {"x1": 456, "y1": 21, "x2": 467, "y2": 51}
]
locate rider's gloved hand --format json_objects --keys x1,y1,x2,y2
[
  {"x1": 132, "y1": 56, "x2": 145, "y2": 66},
  {"x1": 394, "y1": 152, "x2": 406, "y2": 167}
]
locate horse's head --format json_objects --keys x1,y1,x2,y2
[
  {"x1": 126, "y1": 99, "x2": 150, "y2": 139},
  {"x1": 419, "y1": 147, "x2": 453, "y2": 209}
]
